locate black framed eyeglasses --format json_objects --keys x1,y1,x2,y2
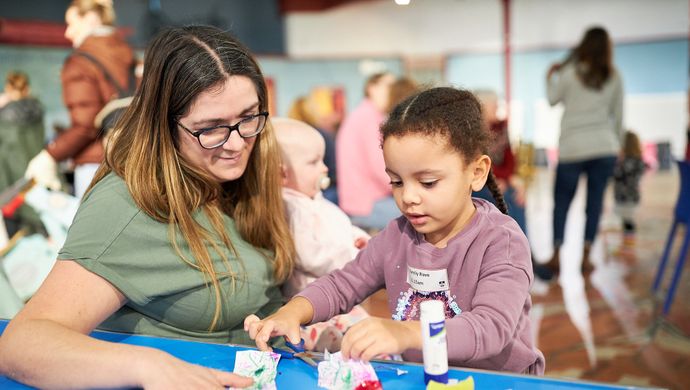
[{"x1": 176, "y1": 111, "x2": 269, "y2": 149}]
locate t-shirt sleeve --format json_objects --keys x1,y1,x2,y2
[{"x1": 57, "y1": 176, "x2": 151, "y2": 305}]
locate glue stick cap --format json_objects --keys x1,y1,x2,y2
[{"x1": 420, "y1": 300, "x2": 445, "y2": 322}]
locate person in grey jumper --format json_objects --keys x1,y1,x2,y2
[
  {"x1": 245, "y1": 88, "x2": 545, "y2": 375},
  {"x1": 545, "y1": 26, "x2": 624, "y2": 277}
]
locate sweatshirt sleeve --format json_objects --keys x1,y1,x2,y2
[
  {"x1": 444, "y1": 228, "x2": 532, "y2": 363},
  {"x1": 47, "y1": 56, "x2": 105, "y2": 161},
  {"x1": 296, "y1": 238, "x2": 385, "y2": 324},
  {"x1": 610, "y1": 72, "x2": 625, "y2": 141}
]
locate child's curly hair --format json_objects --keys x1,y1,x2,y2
[{"x1": 380, "y1": 87, "x2": 507, "y2": 214}]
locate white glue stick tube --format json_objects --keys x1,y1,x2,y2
[{"x1": 420, "y1": 299, "x2": 448, "y2": 384}]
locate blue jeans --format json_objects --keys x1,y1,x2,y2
[
  {"x1": 553, "y1": 156, "x2": 617, "y2": 245},
  {"x1": 349, "y1": 196, "x2": 400, "y2": 230},
  {"x1": 474, "y1": 186, "x2": 526, "y2": 234}
]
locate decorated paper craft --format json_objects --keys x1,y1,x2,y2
[
  {"x1": 317, "y1": 351, "x2": 380, "y2": 390},
  {"x1": 232, "y1": 350, "x2": 281, "y2": 390},
  {"x1": 427, "y1": 376, "x2": 475, "y2": 390}
]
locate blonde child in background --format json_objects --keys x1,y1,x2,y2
[
  {"x1": 247, "y1": 89, "x2": 544, "y2": 374},
  {"x1": 272, "y1": 117, "x2": 370, "y2": 351},
  {"x1": 613, "y1": 130, "x2": 647, "y2": 247}
]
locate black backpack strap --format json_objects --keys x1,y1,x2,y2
[{"x1": 72, "y1": 50, "x2": 128, "y2": 97}]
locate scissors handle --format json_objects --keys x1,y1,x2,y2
[{"x1": 285, "y1": 338, "x2": 306, "y2": 353}]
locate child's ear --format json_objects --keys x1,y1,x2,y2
[{"x1": 470, "y1": 154, "x2": 491, "y2": 192}]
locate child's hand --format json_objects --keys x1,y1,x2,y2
[
  {"x1": 243, "y1": 312, "x2": 301, "y2": 352},
  {"x1": 243, "y1": 297, "x2": 314, "y2": 351},
  {"x1": 340, "y1": 318, "x2": 421, "y2": 362}
]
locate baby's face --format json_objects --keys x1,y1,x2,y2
[{"x1": 284, "y1": 135, "x2": 328, "y2": 199}]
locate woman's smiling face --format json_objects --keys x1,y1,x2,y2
[{"x1": 176, "y1": 76, "x2": 261, "y2": 183}]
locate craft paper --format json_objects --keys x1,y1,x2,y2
[
  {"x1": 317, "y1": 351, "x2": 379, "y2": 390},
  {"x1": 232, "y1": 350, "x2": 281, "y2": 390}
]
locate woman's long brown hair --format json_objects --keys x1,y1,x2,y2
[
  {"x1": 567, "y1": 26, "x2": 613, "y2": 90},
  {"x1": 88, "y1": 25, "x2": 295, "y2": 330}
]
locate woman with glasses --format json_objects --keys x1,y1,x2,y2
[{"x1": 0, "y1": 25, "x2": 294, "y2": 389}]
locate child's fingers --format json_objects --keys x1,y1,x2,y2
[
  {"x1": 341, "y1": 324, "x2": 373, "y2": 361},
  {"x1": 359, "y1": 340, "x2": 385, "y2": 362},
  {"x1": 246, "y1": 319, "x2": 275, "y2": 351},
  {"x1": 255, "y1": 321, "x2": 278, "y2": 351},
  {"x1": 345, "y1": 335, "x2": 377, "y2": 362},
  {"x1": 285, "y1": 326, "x2": 302, "y2": 345},
  {"x1": 245, "y1": 317, "x2": 264, "y2": 341},
  {"x1": 243, "y1": 314, "x2": 260, "y2": 331}
]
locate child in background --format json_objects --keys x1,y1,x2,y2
[
  {"x1": 613, "y1": 130, "x2": 647, "y2": 246},
  {"x1": 272, "y1": 117, "x2": 370, "y2": 352},
  {"x1": 247, "y1": 89, "x2": 545, "y2": 374}
]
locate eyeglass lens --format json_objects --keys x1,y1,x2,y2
[{"x1": 199, "y1": 115, "x2": 266, "y2": 148}]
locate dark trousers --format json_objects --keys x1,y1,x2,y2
[
  {"x1": 474, "y1": 186, "x2": 526, "y2": 234},
  {"x1": 553, "y1": 156, "x2": 617, "y2": 245}
]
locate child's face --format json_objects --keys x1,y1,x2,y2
[
  {"x1": 283, "y1": 134, "x2": 328, "y2": 199},
  {"x1": 383, "y1": 133, "x2": 488, "y2": 248}
]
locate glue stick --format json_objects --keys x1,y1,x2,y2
[{"x1": 420, "y1": 299, "x2": 448, "y2": 385}]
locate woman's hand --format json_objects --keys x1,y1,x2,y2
[
  {"x1": 340, "y1": 318, "x2": 421, "y2": 362},
  {"x1": 137, "y1": 349, "x2": 253, "y2": 390},
  {"x1": 547, "y1": 63, "x2": 562, "y2": 79},
  {"x1": 244, "y1": 297, "x2": 314, "y2": 351}
]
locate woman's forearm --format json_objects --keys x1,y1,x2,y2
[{"x1": 0, "y1": 318, "x2": 155, "y2": 389}]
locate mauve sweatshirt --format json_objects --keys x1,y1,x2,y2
[{"x1": 297, "y1": 198, "x2": 545, "y2": 374}]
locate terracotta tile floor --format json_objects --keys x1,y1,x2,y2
[{"x1": 528, "y1": 166, "x2": 690, "y2": 389}]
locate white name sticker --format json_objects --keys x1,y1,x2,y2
[{"x1": 407, "y1": 266, "x2": 450, "y2": 292}]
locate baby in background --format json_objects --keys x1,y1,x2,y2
[{"x1": 273, "y1": 117, "x2": 370, "y2": 351}]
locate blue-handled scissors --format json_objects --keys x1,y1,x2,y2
[
  {"x1": 274, "y1": 339, "x2": 407, "y2": 375},
  {"x1": 273, "y1": 338, "x2": 321, "y2": 367}
]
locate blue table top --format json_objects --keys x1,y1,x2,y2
[{"x1": 0, "y1": 320, "x2": 652, "y2": 389}]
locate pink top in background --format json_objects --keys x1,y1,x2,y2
[{"x1": 336, "y1": 99, "x2": 390, "y2": 216}]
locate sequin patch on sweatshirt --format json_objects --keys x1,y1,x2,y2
[{"x1": 392, "y1": 289, "x2": 462, "y2": 321}]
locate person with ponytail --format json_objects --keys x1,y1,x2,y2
[
  {"x1": 545, "y1": 26, "x2": 623, "y2": 277},
  {"x1": 0, "y1": 25, "x2": 297, "y2": 389},
  {"x1": 246, "y1": 87, "x2": 544, "y2": 375}
]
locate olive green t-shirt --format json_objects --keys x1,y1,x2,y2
[{"x1": 57, "y1": 173, "x2": 283, "y2": 345}]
